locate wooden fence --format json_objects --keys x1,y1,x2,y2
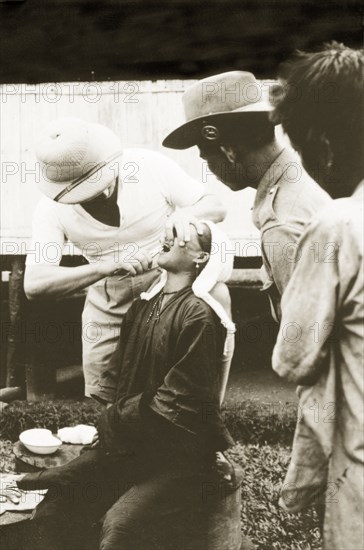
[
  {"x1": 0, "y1": 79, "x2": 265, "y2": 256},
  {"x1": 0, "y1": 79, "x2": 276, "y2": 400}
]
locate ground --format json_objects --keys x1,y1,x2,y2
[
  {"x1": 0, "y1": 358, "x2": 319, "y2": 549},
  {"x1": 0, "y1": 440, "x2": 321, "y2": 549},
  {"x1": 225, "y1": 367, "x2": 297, "y2": 406}
]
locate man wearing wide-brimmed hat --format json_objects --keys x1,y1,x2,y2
[
  {"x1": 24, "y1": 117, "x2": 226, "y2": 403},
  {"x1": 163, "y1": 71, "x2": 331, "y2": 320}
]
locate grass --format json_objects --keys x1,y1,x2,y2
[
  {"x1": 0, "y1": 399, "x2": 320, "y2": 550},
  {"x1": 0, "y1": 399, "x2": 103, "y2": 442},
  {"x1": 0, "y1": 439, "x2": 16, "y2": 473},
  {"x1": 227, "y1": 444, "x2": 321, "y2": 550},
  {"x1": 0, "y1": 398, "x2": 298, "y2": 444}
]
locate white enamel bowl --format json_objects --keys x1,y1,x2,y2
[{"x1": 19, "y1": 428, "x2": 62, "y2": 455}]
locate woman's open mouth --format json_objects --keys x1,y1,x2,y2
[{"x1": 161, "y1": 240, "x2": 173, "y2": 253}]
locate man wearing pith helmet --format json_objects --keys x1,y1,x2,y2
[
  {"x1": 24, "y1": 117, "x2": 226, "y2": 403},
  {"x1": 163, "y1": 71, "x2": 331, "y2": 320}
]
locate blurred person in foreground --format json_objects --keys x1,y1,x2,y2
[
  {"x1": 271, "y1": 42, "x2": 364, "y2": 549},
  {"x1": 163, "y1": 70, "x2": 331, "y2": 322}
]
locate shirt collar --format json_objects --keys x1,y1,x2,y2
[{"x1": 252, "y1": 148, "x2": 299, "y2": 228}]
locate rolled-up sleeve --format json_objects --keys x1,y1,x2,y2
[
  {"x1": 26, "y1": 197, "x2": 66, "y2": 266},
  {"x1": 98, "y1": 393, "x2": 146, "y2": 454},
  {"x1": 272, "y1": 218, "x2": 340, "y2": 385},
  {"x1": 261, "y1": 224, "x2": 303, "y2": 296}
]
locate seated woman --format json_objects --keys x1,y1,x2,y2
[{"x1": 15, "y1": 221, "x2": 246, "y2": 550}]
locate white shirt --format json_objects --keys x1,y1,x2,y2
[{"x1": 26, "y1": 148, "x2": 205, "y2": 266}]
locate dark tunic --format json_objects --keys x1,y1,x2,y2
[
  {"x1": 17, "y1": 287, "x2": 241, "y2": 550},
  {"x1": 98, "y1": 287, "x2": 235, "y2": 460}
]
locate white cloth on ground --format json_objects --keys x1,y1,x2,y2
[{"x1": 57, "y1": 425, "x2": 97, "y2": 445}]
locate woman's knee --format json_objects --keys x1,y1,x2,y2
[{"x1": 100, "y1": 506, "x2": 138, "y2": 550}]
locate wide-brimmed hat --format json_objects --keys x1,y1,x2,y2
[
  {"x1": 163, "y1": 71, "x2": 272, "y2": 150},
  {"x1": 35, "y1": 117, "x2": 123, "y2": 204}
]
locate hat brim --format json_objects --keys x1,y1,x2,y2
[
  {"x1": 38, "y1": 152, "x2": 123, "y2": 204},
  {"x1": 163, "y1": 108, "x2": 273, "y2": 150}
]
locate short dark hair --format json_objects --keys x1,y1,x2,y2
[{"x1": 271, "y1": 42, "x2": 364, "y2": 188}]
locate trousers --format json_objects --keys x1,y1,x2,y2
[
  {"x1": 19, "y1": 447, "x2": 243, "y2": 550},
  {"x1": 82, "y1": 268, "x2": 161, "y2": 402}
]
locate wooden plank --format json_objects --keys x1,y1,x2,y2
[
  {"x1": 0, "y1": 79, "x2": 262, "y2": 247},
  {"x1": 13, "y1": 441, "x2": 83, "y2": 472},
  {"x1": 6, "y1": 257, "x2": 26, "y2": 388},
  {"x1": 25, "y1": 359, "x2": 56, "y2": 402},
  {"x1": 228, "y1": 268, "x2": 262, "y2": 289}
]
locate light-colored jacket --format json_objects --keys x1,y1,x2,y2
[
  {"x1": 273, "y1": 182, "x2": 364, "y2": 550},
  {"x1": 252, "y1": 147, "x2": 331, "y2": 321}
]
